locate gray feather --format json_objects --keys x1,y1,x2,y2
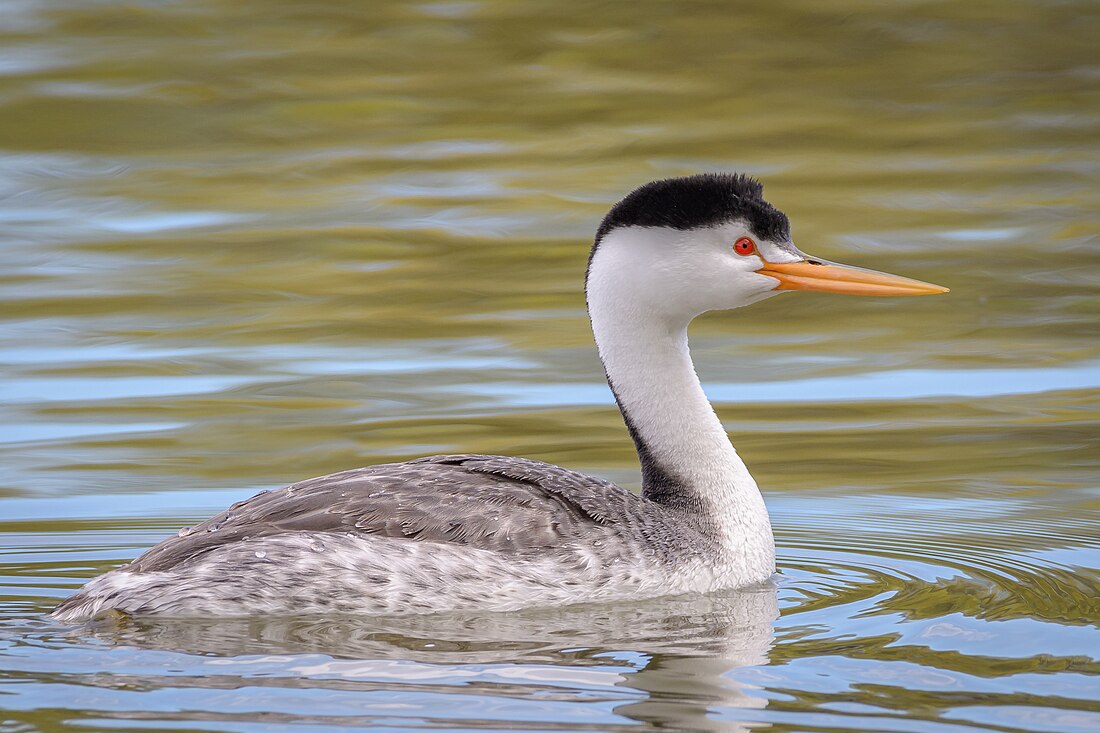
[
  {"x1": 52, "y1": 455, "x2": 728, "y2": 619},
  {"x1": 122, "y1": 455, "x2": 660, "y2": 574}
]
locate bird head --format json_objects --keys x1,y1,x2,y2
[{"x1": 586, "y1": 174, "x2": 947, "y2": 323}]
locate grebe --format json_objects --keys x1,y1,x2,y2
[{"x1": 53, "y1": 174, "x2": 947, "y2": 620}]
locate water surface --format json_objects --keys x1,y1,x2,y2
[{"x1": 1, "y1": 1, "x2": 1098, "y2": 731}]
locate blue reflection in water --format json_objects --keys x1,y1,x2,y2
[{"x1": 461, "y1": 361, "x2": 1100, "y2": 407}]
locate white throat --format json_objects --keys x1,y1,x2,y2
[{"x1": 586, "y1": 227, "x2": 774, "y2": 571}]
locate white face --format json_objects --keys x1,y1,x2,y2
[{"x1": 588, "y1": 221, "x2": 804, "y2": 324}]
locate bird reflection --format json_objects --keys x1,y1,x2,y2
[{"x1": 71, "y1": 586, "x2": 778, "y2": 730}]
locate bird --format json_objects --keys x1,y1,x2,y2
[{"x1": 52, "y1": 173, "x2": 947, "y2": 621}]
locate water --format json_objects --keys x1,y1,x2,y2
[{"x1": 1, "y1": 0, "x2": 1098, "y2": 730}]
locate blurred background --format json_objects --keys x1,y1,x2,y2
[{"x1": 0, "y1": 1, "x2": 1098, "y2": 732}]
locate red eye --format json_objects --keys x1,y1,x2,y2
[{"x1": 733, "y1": 237, "x2": 756, "y2": 256}]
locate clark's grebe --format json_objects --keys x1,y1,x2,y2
[{"x1": 54, "y1": 173, "x2": 947, "y2": 620}]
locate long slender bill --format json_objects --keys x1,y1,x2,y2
[{"x1": 759, "y1": 260, "x2": 949, "y2": 296}]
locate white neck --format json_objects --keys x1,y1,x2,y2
[{"x1": 586, "y1": 227, "x2": 774, "y2": 570}]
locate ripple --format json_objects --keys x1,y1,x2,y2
[
  {"x1": 0, "y1": 0, "x2": 1097, "y2": 730},
  {"x1": 459, "y1": 361, "x2": 1100, "y2": 407},
  {"x1": 776, "y1": 496, "x2": 1100, "y2": 629}
]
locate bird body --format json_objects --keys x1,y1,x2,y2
[
  {"x1": 55, "y1": 456, "x2": 755, "y2": 617},
  {"x1": 53, "y1": 174, "x2": 946, "y2": 621}
]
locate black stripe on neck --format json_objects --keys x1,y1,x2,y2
[{"x1": 606, "y1": 375, "x2": 708, "y2": 514}]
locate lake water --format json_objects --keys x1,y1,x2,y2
[{"x1": 1, "y1": 1, "x2": 1098, "y2": 731}]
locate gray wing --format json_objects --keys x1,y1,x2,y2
[{"x1": 126, "y1": 454, "x2": 647, "y2": 573}]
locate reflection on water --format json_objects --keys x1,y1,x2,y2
[
  {"x1": 1, "y1": 0, "x2": 1099, "y2": 731},
  {"x1": 4, "y1": 592, "x2": 777, "y2": 731}
]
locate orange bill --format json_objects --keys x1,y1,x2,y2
[{"x1": 759, "y1": 260, "x2": 949, "y2": 296}]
